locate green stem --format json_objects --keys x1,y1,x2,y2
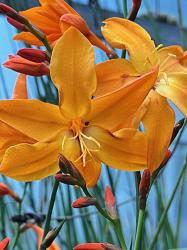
[
  {"x1": 11, "y1": 183, "x2": 28, "y2": 250},
  {"x1": 148, "y1": 157, "x2": 187, "y2": 250},
  {"x1": 113, "y1": 219, "x2": 128, "y2": 250},
  {"x1": 82, "y1": 186, "x2": 127, "y2": 250},
  {"x1": 122, "y1": 0, "x2": 128, "y2": 18},
  {"x1": 134, "y1": 209, "x2": 145, "y2": 250},
  {"x1": 134, "y1": 171, "x2": 141, "y2": 228},
  {"x1": 40, "y1": 180, "x2": 59, "y2": 250}
]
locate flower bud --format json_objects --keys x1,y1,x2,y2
[
  {"x1": 74, "y1": 243, "x2": 121, "y2": 250},
  {"x1": 0, "y1": 3, "x2": 26, "y2": 24},
  {"x1": 72, "y1": 197, "x2": 97, "y2": 208},
  {"x1": 105, "y1": 186, "x2": 117, "y2": 219},
  {"x1": 129, "y1": 0, "x2": 142, "y2": 21},
  {"x1": 0, "y1": 237, "x2": 9, "y2": 250},
  {"x1": 0, "y1": 182, "x2": 21, "y2": 202},
  {"x1": 58, "y1": 154, "x2": 86, "y2": 187},
  {"x1": 3, "y1": 55, "x2": 49, "y2": 76},
  {"x1": 170, "y1": 118, "x2": 185, "y2": 144},
  {"x1": 55, "y1": 173, "x2": 80, "y2": 186},
  {"x1": 17, "y1": 48, "x2": 48, "y2": 63},
  {"x1": 7, "y1": 16, "x2": 28, "y2": 31},
  {"x1": 139, "y1": 169, "x2": 150, "y2": 209}
]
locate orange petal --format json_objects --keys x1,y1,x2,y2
[
  {"x1": 51, "y1": 27, "x2": 96, "y2": 120},
  {"x1": 158, "y1": 45, "x2": 187, "y2": 73},
  {"x1": 14, "y1": 32, "x2": 44, "y2": 46},
  {"x1": 0, "y1": 100, "x2": 67, "y2": 141},
  {"x1": 0, "y1": 121, "x2": 36, "y2": 161},
  {"x1": 83, "y1": 126, "x2": 147, "y2": 171},
  {"x1": 102, "y1": 18, "x2": 156, "y2": 73},
  {"x1": 89, "y1": 67, "x2": 158, "y2": 131},
  {"x1": 156, "y1": 73, "x2": 187, "y2": 116},
  {"x1": 26, "y1": 224, "x2": 60, "y2": 250},
  {"x1": 0, "y1": 131, "x2": 63, "y2": 181},
  {"x1": 137, "y1": 91, "x2": 175, "y2": 172},
  {"x1": 95, "y1": 58, "x2": 139, "y2": 97},
  {"x1": 12, "y1": 74, "x2": 28, "y2": 99}
]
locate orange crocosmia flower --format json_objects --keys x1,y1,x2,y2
[
  {"x1": 95, "y1": 18, "x2": 187, "y2": 172},
  {"x1": 0, "y1": 182, "x2": 21, "y2": 202},
  {"x1": 25, "y1": 224, "x2": 60, "y2": 250},
  {"x1": 14, "y1": 0, "x2": 110, "y2": 53},
  {"x1": 0, "y1": 237, "x2": 9, "y2": 250},
  {"x1": 3, "y1": 55, "x2": 49, "y2": 76},
  {"x1": 0, "y1": 28, "x2": 158, "y2": 187}
]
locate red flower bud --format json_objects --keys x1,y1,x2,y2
[
  {"x1": 0, "y1": 182, "x2": 21, "y2": 202},
  {"x1": 74, "y1": 243, "x2": 121, "y2": 250},
  {"x1": 0, "y1": 3, "x2": 26, "y2": 24},
  {"x1": 55, "y1": 173, "x2": 80, "y2": 186},
  {"x1": 17, "y1": 48, "x2": 48, "y2": 63},
  {"x1": 105, "y1": 186, "x2": 117, "y2": 219},
  {"x1": 7, "y1": 16, "x2": 28, "y2": 31},
  {"x1": 0, "y1": 237, "x2": 9, "y2": 250},
  {"x1": 3, "y1": 55, "x2": 49, "y2": 76},
  {"x1": 129, "y1": 0, "x2": 142, "y2": 21},
  {"x1": 72, "y1": 197, "x2": 97, "y2": 208},
  {"x1": 139, "y1": 169, "x2": 150, "y2": 197}
]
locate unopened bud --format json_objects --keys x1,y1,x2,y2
[
  {"x1": 105, "y1": 186, "x2": 117, "y2": 219},
  {"x1": 72, "y1": 197, "x2": 97, "y2": 208},
  {"x1": 41, "y1": 220, "x2": 65, "y2": 249},
  {"x1": 170, "y1": 118, "x2": 185, "y2": 144},
  {"x1": 7, "y1": 16, "x2": 28, "y2": 31},
  {"x1": 17, "y1": 48, "x2": 48, "y2": 63},
  {"x1": 74, "y1": 243, "x2": 121, "y2": 250},
  {"x1": 0, "y1": 3, "x2": 26, "y2": 24},
  {"x1": 0, "y1": 237, "x2": 9, "y2": 249},
  {"x1": 3, "y1": 55, "x2": 49, "y2": 76},
  {"x1": 129, "y1": 0, "x2": 142, "y2": 21},
  {"x1": 0, "y1": 182, "x2": 21, "y2": 202},
  {"x1": 55, "y1": 173, "x2": 80, "y2": 186},
  {"x1": 139, "y1": 169, "x2": 150, "y2": 209},
  {"x1": 58, "y1": 154, "x2": 86, "y2": 186}
]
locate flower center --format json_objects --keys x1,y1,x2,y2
[{"x1": 62, "y1": 118, "x2": 100, "y2": 167}]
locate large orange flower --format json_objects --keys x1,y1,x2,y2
[
  {"x1": 14, "y1": 0, "x2": 110, "y2": 53},
  {"x1": 0, "y1": 28, "x2": 158, "y2": 186},
  {"x1": 95, "y1": 18, "x2": 184, "y2": 171}
]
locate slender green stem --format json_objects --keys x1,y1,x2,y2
[
  {"x1": 11, "y1": 183, "x2": 28, "y2": 250},
  {"x1": 134, "y1": 171, "x2": 141, "y2": 228},
  {"x1": 40, "y1": 180, "x2": 59, "y2": 250},
  {"x1": 148, "y1": 157, "x2": 187, "y2": 250},
  {"x1": 113, "y1": 219, "x2": 128, "y2": 250},
  {"x1": 82, "y1": 186, "x2": 127, "y2": 250},
  {"x1": 122, "y1": 0, "x2": 128, "y2": 18},
  {"x1": 134, "y1": 209, "x2": 145, "y2": 250}
]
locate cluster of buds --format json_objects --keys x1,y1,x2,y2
[
  {"x1": 139, "y1": 169, "x2": 151, "y2": 209},
  {"x1": 74, "y1": 243, "x2": 121, "y2": 250},
  {"x1": 0, "y1": 182, "x2": 21, "y2": 202},
  {"x1": 55, "y1": 154, "x2": 86, "y2": 188}
]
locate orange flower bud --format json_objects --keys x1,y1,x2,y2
[
  {"x1": 17, "y1": 48, "x2": 48, "y2": 63},
  {"x1": 60, "y1": 14, "x2": 90, "y2": 36},
  {"x1": 72, "y1": 197, "x2": 97, "y2": 208},
  {"x1": 129, "y1": 0, "x2": 142, "y2": 21},
  {"x1": 0, "y1": 182, "x2": 21, "y2": 202},
  {"x1": 74, "y1": 243, "x2": 121, "y2": 250},
  {"x1": 3, "y1": 55, "x2": 49, "y2": 76},
  {"x1": 7, "y1": 16, "x2": 28, "y2": 31},
  {"x1": 0, "y1": 237, "x2": 9, "y2": 250},
  {"x1": 105, "y1": 186, "x2": 117, "y2": 219}
]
